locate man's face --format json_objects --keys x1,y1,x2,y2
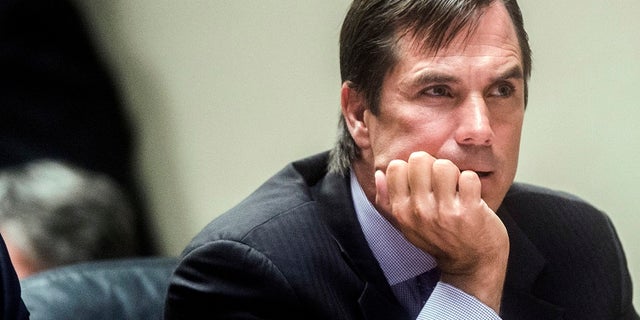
[{"x1": 356, "y1": 2, "x2": 525, "y2": 211}]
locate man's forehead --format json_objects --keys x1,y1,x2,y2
[{"x1": 396, "y1": 1, "x2": 520, "y2": 60}]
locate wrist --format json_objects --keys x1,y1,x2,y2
[{"x1": 439, "y1": 249, "x2": 508, "y2": 313}]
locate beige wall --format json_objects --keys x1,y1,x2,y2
[{"x1": 75, "y1": 0, "x2": 638, "y2": 307}]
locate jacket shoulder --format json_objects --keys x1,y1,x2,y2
[
  {"x1": 185, "y1": 152, "x2": 332, "y2": 252},
  {"x1": 504, "y1": 182, "x2": 606, "y2": 221},
  {"x1": 503, "y1": 186, "x2": 635, "y2": 319}
]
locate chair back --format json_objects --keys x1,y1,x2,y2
[{"x1": 20, "y1": 256, "x2": 178, "y2": 320}]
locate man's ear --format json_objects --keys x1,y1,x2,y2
[{"x1": 341, "y1": 82, "x2": 371, "y2": 149}]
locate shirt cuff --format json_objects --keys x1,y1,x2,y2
[{"x1": 416, "y1": 282, "x2": 502, "y2": 320}]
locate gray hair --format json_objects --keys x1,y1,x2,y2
[{"x1": 0, "y1": 159, "x2": 138, "y2": 270}]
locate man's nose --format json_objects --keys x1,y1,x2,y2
[{"x1": 454, "y1": 95, "x2": 494, "y2": 146}]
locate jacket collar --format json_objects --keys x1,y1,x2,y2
[{"x1": 314, "y1": 169, "x2": 411, "y2": 320}]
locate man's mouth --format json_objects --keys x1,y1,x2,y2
[
  {"x1": 461, "y1": 170, "x2": 492, "y2": 178},
  {"x1": 476, "y1": 171, "x2": 491, "y2": 178}
]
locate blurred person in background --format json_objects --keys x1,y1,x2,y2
[
  {"x1": 0, "y1": 0, "x2": 156, "y2": 255},
  {"x1": 0, "y1": 159, "x2": 138, "y2": 278}
]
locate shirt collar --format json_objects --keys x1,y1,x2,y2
[{"x1": 350, "y1": 170, "x2": 437, "y2": 286}]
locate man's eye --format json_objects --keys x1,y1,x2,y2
[
  {"x1": 492, "y1": 84, "x2": 515, "y2": 97},
  {"x1": 423, "y1": 86, "x2": 451, "y2": 97}
]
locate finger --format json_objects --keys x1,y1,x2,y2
[
  {"x1": 374, "y1": 170, "x2": 392, "y2": 216},
  {"x1": 458, "y1": 170, "x2": 482, "y2": 207},
  {"x1": 408, "y1": 151, "x2": 436, "y2": 196},
  {"x1": 386, "y1": 159, "x2": 410, "y2": 204},
  {"x1": 431, "y1": 159, "x2": 460, "y2": 205}
]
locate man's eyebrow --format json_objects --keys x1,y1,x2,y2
[
  {"x1": 401, "y1": 71, "x2": 460, "y2": 89},
  {"x1": 494, "y1": 65, "x2": 524, "y2": 82},
  {"x1": 400, "y1": 64, "x2": 524, "y2": 89}
]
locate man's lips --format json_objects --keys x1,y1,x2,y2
[
  {"x1": 476, "y1": 171, "x2": 492, "y2": 178},
  {"x1": 460, "y1": 169, "x2": 492, "y2": 178}
]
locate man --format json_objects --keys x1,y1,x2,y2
[{"x1": 165, "y1": 0, "x2": 638, "y2": 319}]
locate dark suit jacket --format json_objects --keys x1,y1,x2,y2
[
  {"x1": 0, "y1": 233, "x2": 29, "y2": 319},
  {"x1": 165, "y1": 152, "x2": 638, "y2": 319}
]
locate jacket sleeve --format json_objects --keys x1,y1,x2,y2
[
  {"x1": 0, "y1": 234, "x2": 29, "y2": 319},
  {"x1": 164, "y1": 239, "x2": 304, "y2": 319}
]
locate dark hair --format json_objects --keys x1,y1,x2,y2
[{"x1": 328, "y1": 0, "x2": 531, "y2": 175}]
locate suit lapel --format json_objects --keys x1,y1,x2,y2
[
  {"x1": 498, "y1": 206, "x2": 565, "y2": 319},
  {"x1": 359, "y1": 282, "x2": 411, "y2": 320},
  {"x1": 315, "y1": 170, "x2": 410, "y2": 320}
]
